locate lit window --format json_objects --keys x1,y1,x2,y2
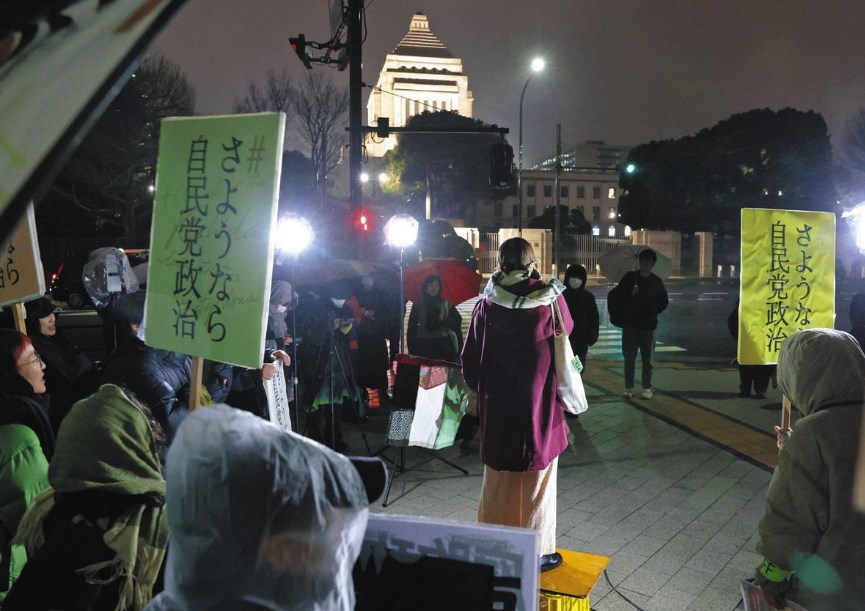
[
  {"x1": 592, "y1": 225, "x2": 600, "y2": 236},
  {"x1": 608, "y1": 207, "x2": 617, "y2": 219},
  {"x1": 608, "y1": 226, "x2": 616, "y2": 237},
  {"x1": 608, "y1": 187, "x2": 616, "y2": 199},
  {"x1": 624, "y1": 226, "x2": 632, "y2": 237}
]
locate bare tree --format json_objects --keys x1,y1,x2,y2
[
  {"x1": 293, "y1": 71, "x2": 349, "y2": 197},
  {"x1": 844, "y1": 108, "x2": 865, "y2": 176},
  {"x1": 46, "y1": 53, "x2": 195, "y2": 240},
  {"x1": 233, "y1": 69, "x2": 294, "y2": 114}
]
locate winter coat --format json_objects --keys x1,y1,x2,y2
[
  {"x1": 562, "y1": 266, "x2": 601, "y2": 365},
  {"x1": 461, "y1": 273, "x2": 572, "y2": 472},
  {"x1": 0, "y1": 368, "x2": 55, "y2": 461},
  {"x1": 756, "y1": 328, "x2": 865, "y2": 610},
  {"x1": 0, "y1": 425, "x2": 49, "y2": 601},
  {"x1": 407, "y1": 296, "x2": 463, "y2": 362},
  {"x1": 616, "y1": 270, "x2": 668, "y2": 331},
  {"x1": 29, "y1": 332, "x2": 99, "y2": 432},
  {"x1": 100, "y1": 340, "x2": 191, "y2": 444}
]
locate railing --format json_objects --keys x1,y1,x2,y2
[{"x1": 474, "y1": 233, "x2": 629, "y2": 276}]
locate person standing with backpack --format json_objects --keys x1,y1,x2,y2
[{"x1": 609, "y1": 248, "x2": 668, "y2": 399}]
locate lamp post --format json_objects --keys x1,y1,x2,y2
[
  {"x1": 275, "y1": 213, "x2": 314, "y2": 431},
  {"x1": 518, "y1": 57, "x2": 545, "y2": 235},
  {"x1": 383, "y1": 214, "x2": 419, "y2": 355}
]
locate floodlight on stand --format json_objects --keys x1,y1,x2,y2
[
  {"x1": 383, "y1": 214, "x2": 418, "y2": 248},
  {"x1": 843, "y1": 202, "x2": 865, "y2": 254},
  {"x1": 274, "y1": 212, "x2": 314, "y2": 433},
  {"x1": 276, "y1": 213, "x2": 315, "y2": 256},
  {"x1": 383, "y1": 214, "x2": 419, "y2": 354}
]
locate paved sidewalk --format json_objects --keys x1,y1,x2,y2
[{"x1": 344, "y1": 359, "x2": 780, "y2": 611}]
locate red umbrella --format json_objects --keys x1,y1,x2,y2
[{"x1": 404, "y1": 258, "x2": 483, "y2": 305}]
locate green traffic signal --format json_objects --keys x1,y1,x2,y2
[{"x1": 625, "y1": 163, "x2": 637, "y2": 174}]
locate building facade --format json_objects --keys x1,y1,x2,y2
[{"x1": 365, "y1": 13, "x2": 473, "y2": 157}]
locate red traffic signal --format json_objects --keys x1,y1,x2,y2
[
  {"x1": 289, "y1": 34, "x2": 313, "y2": 70},
  {"x1": 355, "y1": 210, "x2": 372, "y2": 232}
]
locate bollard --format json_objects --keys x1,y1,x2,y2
[
  {"x1": 730, "y1": 265, "x2": 736, "y2": 278},
  {"x1": 717, "y1": 264, "x2": 723, "y2": 278}
]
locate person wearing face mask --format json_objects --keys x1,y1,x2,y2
[
  {"x1": 561, "y1": 265, "x2": 599, "y2": 372},
  {"x1": 23, "y1": 297, "x2": 101, "y2": 432},
  {"x1": 227, "y1": 281, "x2": 293, "y2": 419}
]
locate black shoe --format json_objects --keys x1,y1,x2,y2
[
  {"x1": 539, "y1": 552, "x2": 563, "y2": 572},
  {"x1": 754, "y1": 392, "x2": 766, "y2": 399}
]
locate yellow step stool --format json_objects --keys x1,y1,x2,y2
[{"x1": 539, "y1": 549, "x2": 610, "y2": 611}]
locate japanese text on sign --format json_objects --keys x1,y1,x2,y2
[
  {"x1": 739, "y1": 209, "x2": 835, "y2": 365},
  {"x1": 146, "y1": 113, "x2": 285, "y2": 369}
]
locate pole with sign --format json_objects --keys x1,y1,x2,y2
[{"x1": 146, "y1": 113, "x2": 285, "y2": 408}]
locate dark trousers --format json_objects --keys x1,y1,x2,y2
[
  {"x1": 739, "y1": 364, "x2": 774, "y2": 396},
  {"x1": 622, "y1": 327, "x2": 655, "y2": 390}
]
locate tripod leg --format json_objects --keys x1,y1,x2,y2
[
  {"x1": 332, "y1": 343, "x2": 372, "y2": 455},
  {"x1": 420, "y1": 447, "x2": 469, "y2": 475}
]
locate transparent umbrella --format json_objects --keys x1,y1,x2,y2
[{"x1": 598, "y1": 245, "x2": 672, "y2": 282}]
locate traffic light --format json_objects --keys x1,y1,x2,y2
[
  {"x1": 489, "y1": 142, "x2": 514, "y2": 189},
  {"x1": 289, "y1": 34, "x2": 313, "y2": 70},
  {"x1": 356, "y1": 209, "x2": 372, "y2": 232},
  {"x1": 376, "y1": 117, "x2": 390, "y2": 138},
  {"x1": 625, "y1": 162, "x2": 637, "y2": 174}
]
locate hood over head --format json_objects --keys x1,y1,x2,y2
[
  {"x1": 777, "y1": 328, "x2": 865, "y2": 416},
  {"x1": 155, "y1": 405, "x2": 373, "y2": 610}
]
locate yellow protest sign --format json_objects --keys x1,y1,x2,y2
[
  {"x1": 145, "y1": 113, "x2": 284, "y2": 369},
  {"x1": 738, "y1": 208, "x2": 835, "y2": 365},
  {"x1": 0, "y1": 203, "x2": 45, "y2": 308}
]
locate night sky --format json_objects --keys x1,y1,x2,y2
[{"x1": 154, "y1": 0, "x2": 865, "y2": 166}]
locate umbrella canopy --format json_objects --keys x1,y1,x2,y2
[
  {"x1": 404, "y1": 258, "x2": 483, "y2": 305},
  {"x1": 598, "y1": 245, "x2": 673, "y2": 282},
  {"x1": 280, "y1": 257, "x2": 397, "y2": 291}
]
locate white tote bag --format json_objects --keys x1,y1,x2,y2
[{"x1": 551, "y1": 301, "x2": 589, "y2": 415}]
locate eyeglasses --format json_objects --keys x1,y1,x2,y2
[{"x1": 16, "y1": 353, "x2": 44, "y2": 369}]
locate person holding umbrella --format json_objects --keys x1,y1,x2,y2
[{"x1": 611, "y1": 247, "x2": 668, "y2": 399}]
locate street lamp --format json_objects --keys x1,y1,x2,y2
[
  {"x1": 383, "y1": 214, "x2": 419, "y2": 354},
  {"x1": 518, "y1": 57, "x2": 545, "y2": 234},
  {"x1": 275, "y1": 212, "x2": 315, "y2": 430}
]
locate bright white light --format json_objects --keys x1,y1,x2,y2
[
  {"x1": 275, "y1": 213, "x2": 314, "y2": 255},
  {"x1": 531, "y1": 57, "x2": 545, "y2": 73},
  {"x1": 608, "y1": 208, "x2": 617, "y2": 219},
  {"x1": 624, "y1": 226, "x2": 632, "y2": 237},
  {"x1": 147, "y1": 184, "x2": 155, "y2": 193},
  {"x1": 778, "y1": 190, "x2": 783, "y2": 197},
  {"x1": 625, "y1": 163, "x2": 636, "y2": 174},
  {"x1": 360, "y1": 172, "x2": 370, "y2": 183},
  {"x1": 383, "y1": 214, "x2": 419, "y2": 248},
  {"x1": 592, "y1": 225, "x2": 600, "y2": 236},
  {"x1": 843, "y1": 203, "x2": 865, "y2": 254},
  {"x1": 608, "y1": 225, "x2": 616, "y2": 237},
  {"x1": 378, "y1": 172, "x2": 388, "y2": 184}
]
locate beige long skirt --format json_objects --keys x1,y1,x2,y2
[{"x1": 477, "y1": 457, "x2": 558, "y2": 555}]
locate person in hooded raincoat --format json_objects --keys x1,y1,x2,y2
[
  {"x1": 145, "y1": 405, "x2": 376, "y2": 611},
  {"x1": 460, "y1": 237, "x2": 572, "y2": 573},
  {"x1": 754, "y1": 328, "x2": 865, "y2": 610}
]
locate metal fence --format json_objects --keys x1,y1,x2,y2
[{"x1": 475, "y1": 233, "x2": 629, "y2": 276}]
